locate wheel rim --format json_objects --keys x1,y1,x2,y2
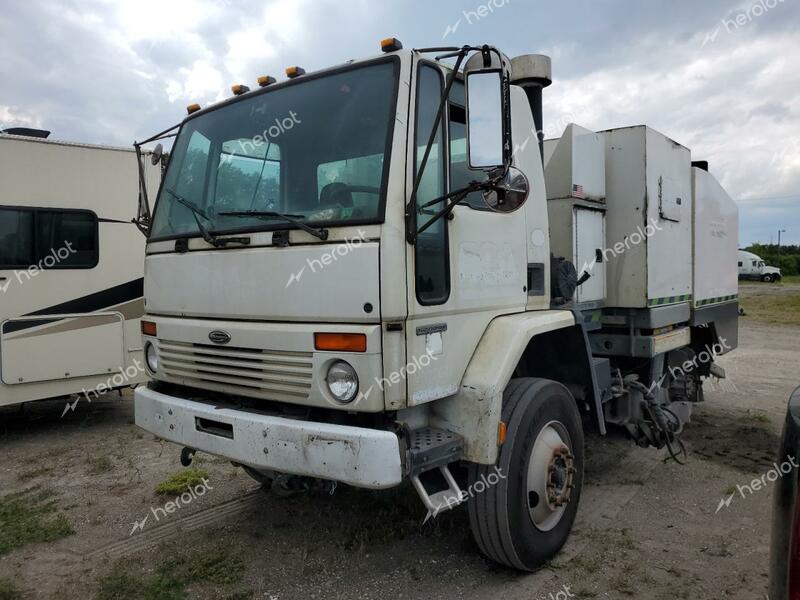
[{"x1": 526, "y1": 420, "x2": 575, "y2": 532}]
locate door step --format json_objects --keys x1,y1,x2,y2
[
  {"x1": 411, "y1": 464, "x2": 464, "y2": 518},
  {"x1": 407, "y1": 427, "x2": 465, "y2": 519},
  {"x1": 407, "y1": 426, "x2": 463, "y2": 476}
]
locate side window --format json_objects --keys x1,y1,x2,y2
[
  {"x1": 449, "y1": 81, "x2": 489, "y2": 210},
  {"x1": 0, "y1": 207, "x2": 97, "y2": 269},
  {"x1": 737, "y1": 261, "x2": 742, "y2": 267},
  {"x1": 152, "y1": 130, "x2": 212, "y2": 238},
  {"x1": 0, "y1": 208, "x2": 35, "y2": 268},
  {"x1": 415, "y1": 64, "x2": 449, "y2": 305},
  {"x1": 36, "y1": 210, "x2": 98, "y2": 268}
]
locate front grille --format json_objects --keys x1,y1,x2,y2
[{"x1": 156, "y1": 340, "x2": 313, "y2": 402}]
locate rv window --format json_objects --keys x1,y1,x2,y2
[
  {"x1": 36, "y1": 210, "x2": 98, "y2": 268},
  {"x1": 0, "y1": 208, "x2": 35, "y2": 268},
  {"x1": 0, "y1": 207, "x2": 98, "y2": 270},
  {"x1": 738, "y1": 261, "x2": 742, "y2": 267}
]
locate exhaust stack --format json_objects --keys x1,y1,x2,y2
[{"x1": 510, "y1": 54, "x2": 552, "y2": 164}]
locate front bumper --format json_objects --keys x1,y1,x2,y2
[{"x1": 135, "y1": 386, "x2": 403, "y2": 489}]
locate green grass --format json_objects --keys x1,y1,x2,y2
[
  {"x1": 155, "y1": 468, "x2": 210, "y2": 496},
  {"x1": 782, "y1": 275, "x2": 800, "y2": 284},
  {"x1": 95, "y1": 546, "x2": 245, "y2": 600},
  {"x1": 739, "y1": 283, "x2": 800, "y2": 326},
  {"x1": 0, "y1": 487, "x2": 73, "y2": 555},
  {"x1": 0, "y1": 578, "x2": 21, "y2": 600}
]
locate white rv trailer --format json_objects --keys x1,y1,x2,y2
[
  {"x1": 0, "y1": 132, "x2": 161, "y2": 408},
  {"x1": 132, "y1": 42, "x2": 739, "y2": 570}
]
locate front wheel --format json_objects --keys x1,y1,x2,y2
[
  {"x1": 762, "y1": 274, "x2": 774, "y2": 283},
  {"x1": 467, "y1": 378, "x2": 584, "y2": 571}
]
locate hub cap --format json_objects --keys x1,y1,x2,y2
[{"x1": 526, "y1": 421, "x2": 575, "y2": 531}]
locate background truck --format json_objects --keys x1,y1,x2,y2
[
  {"x1": 0, "y1": 130, "x2": 161, "y2": 409},
  {"x1": 132, "y1": 41, "x2": 739, "y2": 571},
  {"x1": 738, "y1": 249, "x2": 783, "y2": 282}
]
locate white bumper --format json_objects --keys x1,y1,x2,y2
[{"x1": 134, "y1": 386, "x2": 403, "y2": 489}]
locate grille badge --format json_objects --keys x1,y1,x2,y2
[{"x1": 208, "y1": 330, "x2": 232, "y2": 345}]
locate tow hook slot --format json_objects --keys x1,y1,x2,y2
[
  {"x1": 195, "y1": 417, "x2": 234, "y2": 439},
  {"x1": 180, "y1": 447, "x2": 196, "y2": 466}
]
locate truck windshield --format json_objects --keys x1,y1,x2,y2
[{"x1": 150, "y1": 59, "x2": 399, "y2": 240}]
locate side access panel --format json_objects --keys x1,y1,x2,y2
[{"x1": 1, "y1": 313, "x2": 126, "y2": 384}]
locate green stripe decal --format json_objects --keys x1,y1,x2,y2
[
  {"x1": 693, "y1": 294, "x2": 738, "y2": 307},
  {"x1": 647, "y1": 294, "x2": 692, "y2": 307}
]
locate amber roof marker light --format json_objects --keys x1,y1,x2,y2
[
  {"x1": 285, "y1": 66, "x2": 306, "y2": 79},
  {"x1": 231, "y1": 84, "x2": 250, "y2": 95},
  {"x1": 380, "y1": 38, "x2": 403, "y2": 52},
  {"x1": 257, "y1": 75, "x2": 277, "y2": 87},
  {"x1": 186, "y1": 103, "x2": 201, "y2": 115}
]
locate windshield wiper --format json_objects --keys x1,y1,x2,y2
[
  {"x1": 164, "y1": 188, "x2": 250, "y2": 247},
  {"x1": 219, "y1": 210, "x2": 329, "y2": 241}
]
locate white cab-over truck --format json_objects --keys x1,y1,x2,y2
[{"x1": 133, "y1": 41, "x2": 739, "y2": 570}]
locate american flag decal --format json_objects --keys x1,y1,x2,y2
[{"x1": 572, "y1": 184, "x2": 585, "y2": 199}]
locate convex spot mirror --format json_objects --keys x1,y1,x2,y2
[
  {"x1": 466, "y1": 69, "x2": 505, "y2": 170},
  {"x1": 151, "y1": 143, "x2": 163, "y2": 166},
  {"x1": 482, "y1": 166, "x2": 529, "y2": 213}
]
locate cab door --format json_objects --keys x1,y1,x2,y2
[{"x1": 404, "y1": 60, "x2": 528, "y2": 406}]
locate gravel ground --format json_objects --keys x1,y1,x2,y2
[{"x1": 0, "y1": 284, "x2": 797, "y2": 599}]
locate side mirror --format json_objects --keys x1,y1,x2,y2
[
  {"x1": 151, "y1": 142, "x2": 163, "y2": 166},
  {"x1": 482, "y1": 167, "x2": 529, "y2": 213},
  {"x1": 466, "y1": 69, "x2": 505, "y2": 170}
]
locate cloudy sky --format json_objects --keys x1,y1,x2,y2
[{"x1": 1, "y1": 0, "x2": 798, "y2": 245}]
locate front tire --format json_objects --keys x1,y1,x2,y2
[
  {"x1": 467, "y1": 378, "x2": 584, "y2": 571},
  {"x1": 763, "y1": 274, "x2": 774, "y2": 283}
]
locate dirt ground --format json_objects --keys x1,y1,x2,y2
[{"x1": 0, "y1": 284, "x2": 798, "y2": 600}]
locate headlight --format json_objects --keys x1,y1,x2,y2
[
  {"x1": 326, "y1": 361, "x2": 358, "y2": 403},
  {"x1": 145, "y1": 342, "x2": 158, "y2": 373}
]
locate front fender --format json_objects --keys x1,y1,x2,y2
[{"x1": 430, "y1": 310, "x2": 575, "y2": 463}]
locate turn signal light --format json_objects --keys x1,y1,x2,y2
[
  {"x1": 498, "y1": 421, "x2": 507, "y2": 445},
  {"x1": 257, "y1": 75, "x2": 276, "y2": 87},
  {"x1": 285, "y1": 66, "x2": 306, "y2": 78},
  {"x1": 141, "y1": 321, "x2": 157, "y2": 337},
  {"x1": 314, "y1": 332, "x2": 367, "y2": 353},
  {"x1": 380, "y1": 37, "x2": 403, "y2": 52},
  {"x1": 186, "y1": 103, "x2": 201, "y2": 115},
  {"x1": 231, "y1": 84, "x2": 250, "y2": 95}
]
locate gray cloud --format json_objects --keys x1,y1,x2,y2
[{"x1": 1, "y1": 0, "x2": 797, "y2": 244}]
